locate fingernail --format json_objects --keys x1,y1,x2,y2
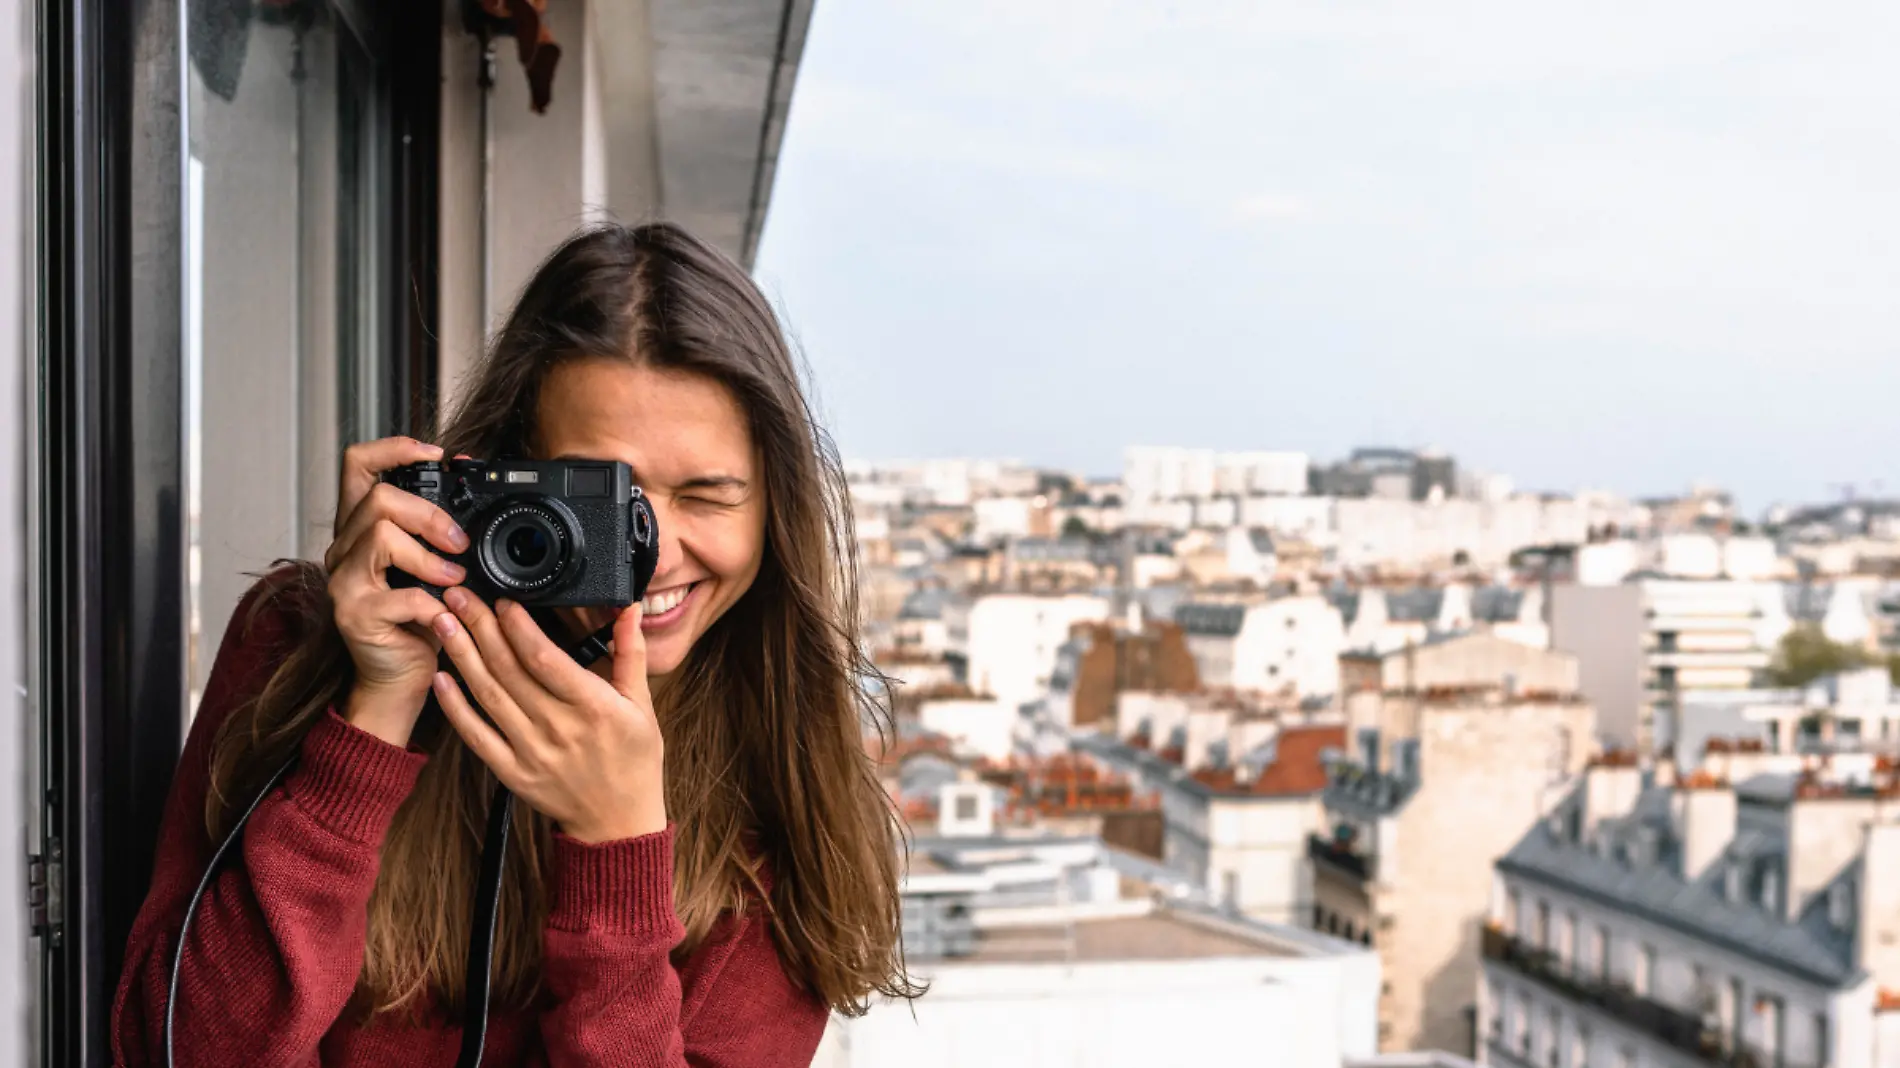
[
  {"x1": 422, "y1": 443, "x2": 444, "y2": 455},
  {"x1": 433, "y1": 671, "x2": 454, "y2": 694},
  {"x1": 433, "y1": 613, "x2": 459, "y2": 639},
  {"x1": 440, "y1": 560, "x2": 467, "y2": 584},
  {"x1": 447, "y1": 525, "x2": 470, "y2": 551},
  {"x1": 444, "y1": 587, "x2": 469, "y2": 612}
]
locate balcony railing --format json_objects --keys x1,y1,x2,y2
[
  {"x1": 1481, "y1": 926, "x2": 1806, "y2": 1068},
  {"x1": 1307, "y1": 833, "x2": 1375, "y2": 881}
]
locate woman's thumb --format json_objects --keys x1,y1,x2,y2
[{"x1": 612, "y1": 602, "x2": 648, "y2": 699}]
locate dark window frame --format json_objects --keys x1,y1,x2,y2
[{"x1": 32, "y1": 1, "x2": 439, "y2": 1061}]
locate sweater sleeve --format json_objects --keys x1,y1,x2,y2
[
  {"x1": 110, "y1": 573, "x2": 430, "y2": 1068},
  {"x1": 535, "y1": 831, "x2": 829, "y2": 1068}
]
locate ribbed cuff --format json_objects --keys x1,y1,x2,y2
[
  {"x1": 549, "y1": 825, "x2": 684, "y2": 939},
  {"x1": 286, "y1": 708, "x2": 429, "y2": 845}
]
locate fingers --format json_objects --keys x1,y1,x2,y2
[
  {"x1": 611, "y1": 604, "x2": 647, "y2": 701},
  {"x1": 433, "y1": 601, "x2": 540, "y2": 745},
  {"x1": 335, "y1": 437, "x2": 443, "y2": 536},
  {"x1": 336, "y1": 518, "x2": 466, "y2": 593},
  {"x1": 493, "y1": 599, "x2": 599, "y2": 704},
  {"x1": 327, "y1": 482, "x2": 470, "y2": 573},
  {"x1": 433, "y1": 671, "x2": 520, "y2": 786}
]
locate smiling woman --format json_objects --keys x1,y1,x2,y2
[{"x1": 110, "y1": 223, "x2": 920, "y2": 1066}]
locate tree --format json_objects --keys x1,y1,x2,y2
[
  {"x1": 1767, "y1": 625, "x2": 1879, "y2": 688},
  {"x1": 1060, "y1": 515, "x2": 1092, "y2": 540}
]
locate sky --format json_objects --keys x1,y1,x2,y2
[{"x1": 752, "y1": 1, "x2": 1900, "y2": 512}]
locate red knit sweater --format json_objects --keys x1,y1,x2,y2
[{"x1": 111, "y1": 577, "x2": 829, "y2": 1067}]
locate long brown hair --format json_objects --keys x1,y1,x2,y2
[{"x1": 206, "y1": 222, "x2": 917, "y2": 1018}]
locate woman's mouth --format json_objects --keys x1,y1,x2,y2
[{"x1": 639, "y1": 581, "x2": 699, "y2": 629}]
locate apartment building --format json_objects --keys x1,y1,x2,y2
[
  {"x1": 1480, "y1": 751, "x2": 1900, "y2": 1068},
  {"x1": 1336, "y1": 585, "x2": 1550, "y2": 656},
  {"x1": 818, "y1": 799, "x2": 1381, "y2": 1068},
  {"x1": 960, "y1": 592, "x2": 1112, "y2": 711},
  {"x1": 1552, "y1": 576, "x2": 1790, "y2": 756},
  {"x1": 1313, "y1": 635, "x2": 1598, "y2": 1055},
  {"x1": 1176, "y1": 596, "x2": 1348, "y2": 698},
  {"x1": 1671, "y1": 668, "x2": 1900, "y2": 766},
  {"x1": 1076, "y1": 694, "x2": 1345, "y2": 926}
]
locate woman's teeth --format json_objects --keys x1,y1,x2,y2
[{"x1": 641, "y1": 584, "x2": 690, "y2": 615}]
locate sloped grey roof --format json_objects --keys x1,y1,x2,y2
[
  {"x1": 1385, "y1": 588, "x2": 1445, "y2": 623},
  {"x1": 1497, "y1": 792, "x2": 1860, "y2": 987},
  {"x1": 1328, "y1": 589, "x2": 1362, "y2": 626},
  {"x1": 899, "y1": 587, "x2": 953, "y2": 621},
  {"x1": 1471, "y1": 586, "x2": 1526, "y2": 623},
  {"x1": 1176, "y1": 602, "x2": 1247, "y2": 638},
  {"x1": 1248, "y1": 528, "x2": 1277, "y2": 556}
]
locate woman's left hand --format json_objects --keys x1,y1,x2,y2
[{"x1": 431, "y1": 588, "x2": 667, "y2": 843}]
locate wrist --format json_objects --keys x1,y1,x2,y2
[
  {"x1": 563, "y1": 790, "x2": 668, "y2": 844},
  {"x1": 343, "y1": 683, "x2": 428, "y2": 748}
]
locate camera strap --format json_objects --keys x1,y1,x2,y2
[{"x1": 166, "y1": 617, "x2": 621, "y2": 1068}]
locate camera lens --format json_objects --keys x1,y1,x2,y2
[
  {"x1": 505, "y1": 524, "x2": 550, "y2": 569},
  {"x1": 480, "y1": 504, "x2": 571, "y2": 593}
]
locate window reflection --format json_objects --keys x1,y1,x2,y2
[{"x1": 182, "y1": 2, "x2": 388, "y2": 715}]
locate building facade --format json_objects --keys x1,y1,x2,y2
[
  {"x1": 1313, "y1": 636, "x2": 1598, "y2": 1056},
  {"x1": 1481, "y1": 753, "x2": 1900, "y2": 1068}
]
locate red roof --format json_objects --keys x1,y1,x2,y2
[{"x1": 1190, "y1": 724, "x2": 1345, "y2": 797}]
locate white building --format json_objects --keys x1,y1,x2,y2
[
  {"x1": 1333, "y1": 497, "x2": 1591, "y2": 571},
  {"x1": 819, "y1": 813, "x2": 1381, "y2": 1068},
  {"x1": 1481, "y1": 754, "x2": 1900, "y2": 1068},
  {"x1": 962, "y1": 594, "x2": 1112, "y2": 711},
  {"x1": 918, "y1": 696, "x2": 1018, "y2": 763},
  {"x1": 1552, "y1": 576, "x2": 1792, "y2": 755},
  {"x1": 1078, "y1": 706, "x2": 1346, "y2": 926},
  {"x1": 1175, "y1": 597, "x2": 1347, "y2": 698}
]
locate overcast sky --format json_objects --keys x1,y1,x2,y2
[{"x1": 752, "y1": 1, "x2": 1900, "y2": 512}]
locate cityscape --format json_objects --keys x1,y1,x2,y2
[{"x1": 818, "y1": 443, "x2": 1900, "y2": 1068}]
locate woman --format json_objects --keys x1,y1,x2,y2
[{"x1": 112, "y1": 223, "x2": 917, "y2": 1066}]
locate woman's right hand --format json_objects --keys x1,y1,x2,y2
[{"x1": 325, "y1": 436, "x2": 472, "y2": 747}]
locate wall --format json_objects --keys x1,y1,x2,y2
[
  {"x1": 1235, "y1": 597, "x2": 1346, "y2": 698},
  {"x1": 1382, "y1": 697, "x2": 1597, "y2": 1055},
  {"x1": 813, "y1": 936, "x2": 1378, "y2": 1068},
  {"x1": 438, "y1": 0, "x2": 666, "y2": 407},
  {"x1": 965, "y1": 594, "x2": 1110, "y2": 710},
  {"x1": 1551, "y1": 583, "x2": 1643, "y2": 748}
]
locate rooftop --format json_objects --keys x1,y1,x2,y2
[{"x1": 960, "y1": 911, "x2": 1295, "y2": 965}]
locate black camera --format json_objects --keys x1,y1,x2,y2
[{"x1": 383, "y1": 458, "x2": 659, "y2": 608}]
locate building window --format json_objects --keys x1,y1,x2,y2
[
  {"x1": 1508, "y1": 889, "x2": 1524, "y2": 936},
  {"x1": 1635, "y1": 943, "x2": 1656, "y2": 997},
  {"x1": 1595, "y1": 925, "x2": 1612, "y2": 981},
  {"x1": 1486, "y1": 980, "x2": 1503, "y2": 1038},
  {"x1": 955, "y1": 795, "x2": 978, "y2": 821},
  {"x1": 1222, "y1": 871, "x2": 1239, "y2": 908},
  {"x1": 1544, "y1": 1006, "x2": 1561, "y2": 1068},
  {"x1": 1615, "y1": 1044, "x2": 1635, "y2": 1068},
  {"x1": 1535, "y1": 899, "x2": 1552, "y2": 950},
  {"x1": 1729, "y1": 978, "x2": 1746, "y2": 1049},
  {"x1": 1561, "y1": 911, "x2": 1579, "y2": 966},
  {"x1": 1814, "y1": 1010, "x2": 1829, "y2": 1068},
  {"x1": 1571, "y1": 1024, "x2": 1590, "y2": 1068}
]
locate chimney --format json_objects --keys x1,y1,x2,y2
[
  {"x1": 1184, "y1": 707, "x2": 1231, "y2": 771},
  {"x1": 1788, "y1": 794, "x2": 1883, "y2": 924},
  {"x1": 937, "y1": 782, "x2": 995, "y2": 838},
  {"x1": 1671, "y1": 782, "x2": 1737, "y2": 883},
  {"x1": 1857, "y1": 822, "x2": 1900, "y2": 985},
  {"x1": 1582, "y1": 762, "x2": 1643, "y2": 838}
]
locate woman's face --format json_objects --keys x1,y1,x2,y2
[{"x1": 538, "y1": 359, "x2": 766, "y2": 679}]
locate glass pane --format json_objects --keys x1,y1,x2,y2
[{"x1": 183, "y1": 4, "x2": 387, "y2": 714}]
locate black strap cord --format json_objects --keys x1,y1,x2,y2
[{"x1": 166, "y1": 618, "x2": 619, "y2": 1068}]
